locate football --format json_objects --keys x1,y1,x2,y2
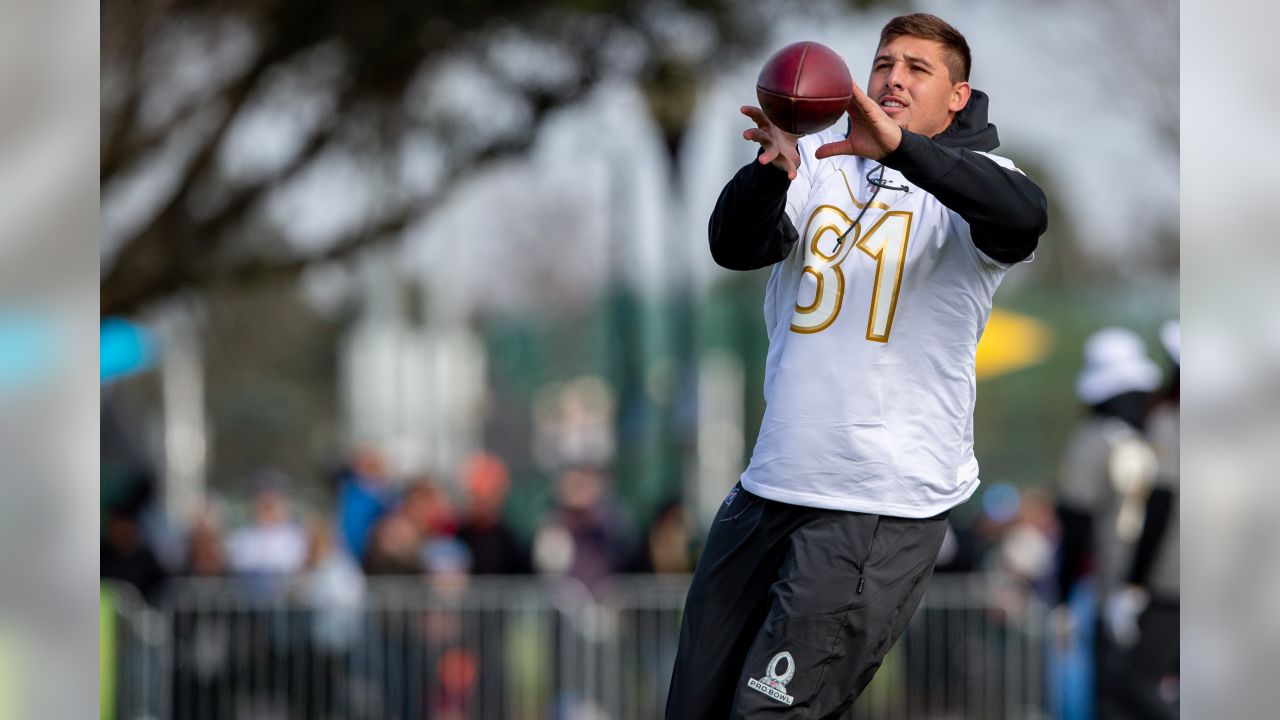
[{"x1": 756, "y1": 41, "x2": 853, "y2": 135}]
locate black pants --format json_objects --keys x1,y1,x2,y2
[{"x1": 666, "y1": 484, "x2": 948, "y2": 719}]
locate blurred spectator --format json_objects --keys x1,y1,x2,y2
[
  {"x1": 363, "y1": 510, "x2": 423, "y2": 575},
  {"x1": 335, "y1": 445, "x2": 396, "y2": 562},
  {"x1": 300, "y1": 520, "x2": 365, "y2": 649},
  {"x1": 401, "y1": 476, "x2": 474, "y2": 577},
  {"x1": 1055, "y1": 327, "x2": 1161, "y2": 720},
  {"x1": 455, "y1": 452, "x2": 530, "y2": 575},
  {"x1": 171, "y1": 513, "x2": 232, "y2": 719},
  {"x1": 533, "y1": 464, "x2": 627, "y2": 592},
  {"x1": 1110, "y1": 320, "x2": 1180, "y2": 718},
  {"x1": 401, "y1": 475, "x2": 460, "y2": 539},
  {"x1": 185, "y1": 512, "x2": 228, "y2": 577},
  {"x1": 626, "y1": 498, "x2": 693, "y2": 574},
  {"x1": 297, "y1": 520, "x2": 364, "y2": 719},
  {"x1": 363, "y1": 485, "x2": 455, "y2": 719},
  {"x1": 1127, "y1": 321, "x2": 1178, "y2": 614},
  {"x1": 422, "y1": 536, "x2": 473, "y2": 580},
  {"x1": 100, "y1": 507, "x2": 167, "y2": 603},
  {"x1": 224, "y1": 471, "x2": 308, "y2": 576},
  {"x1": 997, "y1": 487, "x2": 1060, "y2": 602}
]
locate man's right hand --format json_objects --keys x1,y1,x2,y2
[{"x1": 741, "y1": 106, "x2": 800, "y2": 181}]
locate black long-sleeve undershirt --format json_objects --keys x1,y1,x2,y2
[
  {"x1": 881, "y1": 130, "x2": 1048, "y2": 263},
  {"x1": 708, "y1": 131, "x2": 1048, "y2": 270},
  {"x1": 708, "y1": 158, "x2": 800, "y2": 271}
]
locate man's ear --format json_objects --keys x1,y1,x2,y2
[{"x1": 949, "y1": 82, "x2": 972, "y2": 113}]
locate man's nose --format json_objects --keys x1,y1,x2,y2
[{"x1": 884, "y1": 62, "x2": 906, "y2": 90}]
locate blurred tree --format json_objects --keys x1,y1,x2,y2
[
  {"x1": 101, "y1": 0, "x2": 893, "y2": 316},
  {"x1": 1080, "y1": 0, "x2": 1178, "y2": 152}
]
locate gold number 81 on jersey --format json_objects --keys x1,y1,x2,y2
[{"x1": 790, "y1": 204, "x2": 912, "y2": 343}]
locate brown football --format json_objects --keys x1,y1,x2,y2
[{"x1": 756, "y1": 41, "x2": 853, "y2": 135}]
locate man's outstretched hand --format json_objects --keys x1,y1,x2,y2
[
  {"x1": 741, "y1": 105, "x2": 800, "y2": 180},
  {"x1": 814, "y1": 80, "x2": 903, "y2": 161}
]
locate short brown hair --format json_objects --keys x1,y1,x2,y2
[{"x1": 879, "y1": 13, "x2": 971, "y2": 83}]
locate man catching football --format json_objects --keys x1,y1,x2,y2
[{"x1": 667, "y1": 13, "x2": 1048, "y2": 718}]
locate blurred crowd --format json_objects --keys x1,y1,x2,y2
[
  {"x1": 102, "y1": 449, "x2": 696, "y2": 718},
  {"x1": 101, "y1": 446, "x2": 699, "y2": 607}
]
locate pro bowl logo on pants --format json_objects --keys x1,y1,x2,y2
[{"x1": 747, "y1": 651, "x2": 796, "y2": 705}]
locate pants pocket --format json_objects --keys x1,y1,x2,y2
[{"x1": 718, "y1": 483, "x2": 762, "y2": 522}]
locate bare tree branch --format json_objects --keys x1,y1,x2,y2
[
  {"x1": 102, "y1": 0, "x2": 175, "y2": 179},
  {"x1": 229, "y1": 78, "x2": 601, "y2": 281},
  {"x1": 101, "y1": 0, "x2": 773, "y2": 317}
]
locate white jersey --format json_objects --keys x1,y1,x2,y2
[{"x1": 740, "y1": 127, "x2": 1027, "y2": 518}]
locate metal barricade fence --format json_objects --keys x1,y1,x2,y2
[
  {"x1": 106, "y1": 573, "x2": 1048, "y2": 720},
  {"x1": 852, "y1": 574, "x2": 1050, "y2": 720},
  {"x1": 103, "y1": 582, "x2": 171, "y2": 720},
  {"x1": 160, "y1": 576, "x2": 587, "y2": 720}
]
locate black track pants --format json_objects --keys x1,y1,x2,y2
[{"x1": 666, "y1": 484, "x2": 948, "y2": 719}]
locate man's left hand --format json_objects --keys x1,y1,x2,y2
[{"x1": 814, "y1": 80, "x2": 903, "y2": 161}]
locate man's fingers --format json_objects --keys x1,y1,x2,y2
[
  {"x1": 849, "y1": 80, "x2": 885, "y2": 118},
  {"x1": 849, "y1": 80, "x2": 870, "y2": 103},
  {"x1": 740, "y1": 105, "x2": 798, "y2": 177},
  {"x1": 814, "y1": 140, "x2": 853, "y2": 159},
  {"x1": 740, "y1": 105, "x2": 771, "y2": 128}
]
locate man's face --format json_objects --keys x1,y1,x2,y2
[{"x1": 868, "y1": 35, "x2": 969, "y2": 138}]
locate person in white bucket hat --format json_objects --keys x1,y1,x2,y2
[
  {"x1": 1075, "y1": 327, "x2": 1163, "y2": 406},
  {"x1": 1056, "y1": 327, "x2": 1163, "y2": 720},
  {"x1": 1109, "y1": 319, "x2": 1179, "y2": 719}
]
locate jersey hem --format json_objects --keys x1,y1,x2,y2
[{"x1": 739, "y1": 475, "x2": 980, "y2": 519}]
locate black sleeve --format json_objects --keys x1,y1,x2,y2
[
  {"x1": 708, "y1": 157, "x2": 800, "y2": 271},
  {"x1": 1127, "y1": 486, "x2": 1175, "y2": 587},
  {"x1": 880, "y1": 130, "x2": 1048, "y2": 264},
  {"x1": 1055, "y1": 503, "x2": 1094, "y2": 604}
]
